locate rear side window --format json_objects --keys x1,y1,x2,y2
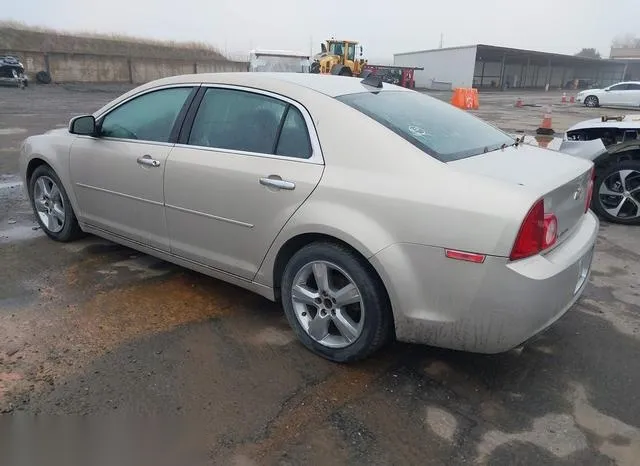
[
  {"x1": 336, "y1": 90, "x2": 514, "y2": 162},
  {"x1": 100, "y1": 87, "x2": 192, "y2": 142},
  {"x1": 276, "y1": 107, "x2": 312, "y2": 158},
  {"x1": 626, "y1": 83, "x2": 640, "y2": 90},
  {"x1": 188, "y1": 88, "x2": 289, "y2": 155}
]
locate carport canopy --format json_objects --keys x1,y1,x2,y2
[{"x1": 474, "y1": 44, "x2": 627, "y2": 90}]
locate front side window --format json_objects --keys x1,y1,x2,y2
[
  {"x1": 100, "y1": 87, "x2": 192, "y2": 142},
  {"x1": 337, "y1": 91, "x2": 514, "y2": 162},
  {"x1": 188, "y1": 88, "x2": 287, "y2": 154},
  {"x1": 608, "y1": 84, "x2": 628, "y2": 91},
  {"x1": 347, "y1": 44, "x2": 356, "y2": 61}
]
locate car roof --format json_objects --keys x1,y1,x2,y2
[{"x1": 145, "y1": 72, "x2": 411, "y2": 98}]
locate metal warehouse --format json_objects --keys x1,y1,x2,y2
[{"x1": 394, "y1": 44, "x2": 628, "y2": 90}]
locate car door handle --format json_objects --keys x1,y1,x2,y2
[
  {"x1": 137, "y1": 155, "x2": 161, "y2": 167},
  {"x1": 259, "y1": 177, "x2": 296, "y2": 190}
]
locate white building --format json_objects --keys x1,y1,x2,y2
[
  {"x1": 249, "y1": 49, "x2": 311, "y2": 73},
  {"x1": 394, "y1": 44, "x2": 628, "y2": 90}
]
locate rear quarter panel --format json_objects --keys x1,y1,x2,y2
[{"x1": 254, "y1": 88, "x2": 540, "y2": 289}]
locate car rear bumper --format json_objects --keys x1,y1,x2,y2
[{"x1": 369, "y1": 211, "x2": 599, "y2": 353}]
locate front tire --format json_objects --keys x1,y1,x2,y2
[
  {"x1": 591, "y1": 160, "x2": 640, "y2": 225},
  {"x1": 29, "y1": 165, "x2": 84, "y2": 241},
  {"x1": 584, "y1": 95, "x2": 599, "y2": 108},
  {"x1": 281, "y1": 242, "x2": 393, "y2": 362}
]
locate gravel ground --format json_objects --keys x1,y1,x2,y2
[{"x1": 1, "y1": 83, "x2": 639, "y2": 465}]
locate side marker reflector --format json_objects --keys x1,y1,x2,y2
[{"x1": 445, "y1": 249, "x2": 486, "y2": 263}]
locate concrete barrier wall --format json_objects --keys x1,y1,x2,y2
[
  {"x1": 48, "y1": 53, "x2": 130, "y2": 82},
  {"x1": 0, "y1": 49, "x2": 247, "y2": 83},
  {"x1": 0, "y1": 27, "x2": 247, "y2": 84}
]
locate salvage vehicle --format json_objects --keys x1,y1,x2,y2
[
  {"x1": 576, "y1": 81, "x2": 640, "y2": 108},
  {"x1": 566, "y1": 115, "x2": 640, "y2": 224},
  {"x1": 0, "y1": 55, "x2": 28, "y2": 88},
  {"x1": 19, "y1": 72, "x2": 598, "y2": 362}
]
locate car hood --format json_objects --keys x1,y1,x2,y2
[
  {"x1": 44, "y1": 127, "x2": 70, "y2": 136},
  {"x1": 578, "y1": 88, "x2": 603, "y2": 95},
  {"x1": 448, "y1": 143, "x2": 592, "y2": 194},
  {"x1": 567, "y1": 115, "x2": 640, "y2": 132}
]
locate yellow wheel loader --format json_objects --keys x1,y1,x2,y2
[{"x1": 309, "y1": 38, "x2": 367, "y2": 76}]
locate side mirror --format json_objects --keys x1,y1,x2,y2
[
  {"x1": 69, "y1": 115, "x2": 97, "y2": 136},
  {"x1": 321, "y1": 43, "x2": 327, "y2": 54},
  {"x1": 604, "y1": 88, "x2": 610, "y2": 92}
]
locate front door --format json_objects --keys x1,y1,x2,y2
[
  {"x1": 164, "y1": 86, "x2": 324, "y2": 279},
  {"x1": 603, "y1": 83, "x2": 628, "y2": 106},
  {"x1": 69, "y1": 86, "x2": 195, "y2": 251},
  {"x1": 623, "y1": 83, "x2": 640, "y2": 106}
]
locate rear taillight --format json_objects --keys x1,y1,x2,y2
[
  {"x1": 585, "y1": 166, "x2": 595, "y2": 213},
  {"x1": 510, "y1": 199, "x2": 558, "y2": 261}
]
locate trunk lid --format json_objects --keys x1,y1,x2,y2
[{"x1": 449, "y1": 144, "x2": 593, "y2": 244}]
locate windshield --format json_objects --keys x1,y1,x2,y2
[{"x1": 336, "y1": 91, "x2": 514, "y2": 162}]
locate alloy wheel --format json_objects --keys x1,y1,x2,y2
[
  {"x1": 290, "y1": 260, "x2": 365, "y2": 348},
  {"x1": 598, "y1": 169, "x2": 640, "y2": 220},
  {"x1": 584, "y1": 96, "x2": 598, "y2": 107},
  {"x1": 33, "y1": 175, "x2": 66, "y2": 233}
]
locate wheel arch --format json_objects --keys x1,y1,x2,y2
[
  {"x1": 269, "y1": 231, "x2": 396, "y2": 336},
  {"x1": 26, "y1": 157, "x2": 51, "y2": 185},
  {"x1": 594, "y1": 145, "x2": 640, "y2": 170},
  {"x1": 23, "y1": 153, "x2": 82, "y2": 220}
]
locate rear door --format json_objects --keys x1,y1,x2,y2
[{"x1": 164, "y1": 86, "x2": 324, "y2": 279}]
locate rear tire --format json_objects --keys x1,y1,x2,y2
[
  {"x1": 29, "y1": 165, "x2": 84, "y2": 241},
  {"x1": 280, "y1": 242, "x2": 393, "y2": 363},
  {"x1": 584, "y1": 95, "x2": 599, "y2": 108},
  {"x1": 591, "y1": 159, "x2": 640, "y2": 225}
]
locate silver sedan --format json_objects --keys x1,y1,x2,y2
[{"x1": 19, "y1": 72, "x2": 599, "y2": 362}]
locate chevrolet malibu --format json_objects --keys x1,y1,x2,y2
[{"x1": 19, "y1": 73, "x2": 599, "y2": 362}]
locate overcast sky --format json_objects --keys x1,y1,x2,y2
[{"x1": 3, "y1": 0, "x2": 637, "y2": 61}]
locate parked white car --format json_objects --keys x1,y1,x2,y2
[{"x1": 576, "y1": 82, "x2": 640, "y2": 108}]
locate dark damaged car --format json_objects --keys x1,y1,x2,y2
[{"x1": 566, "y1": 114, "x2": 640, "y2": 225}]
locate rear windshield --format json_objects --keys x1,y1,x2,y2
[{"x1": 336, "y1": 90, "x2": 514, "y2": 162}]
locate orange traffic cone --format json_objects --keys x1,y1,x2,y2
[
  {"x1": 515, "y1": 97, "x2": 523, "y2": 107},
  {"x1": 561, "y1": 92, "x2": 567, "y2": 104},
  {"x1": 570, "y1": 95, "x2": 575, "y2": 104},
  {"x1": 536, "y1": 105, "x2": 554, "y2": 135}
]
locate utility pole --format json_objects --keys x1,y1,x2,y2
[{"x1": 439, "y1": 33, "x2": 444, "y2": 49}]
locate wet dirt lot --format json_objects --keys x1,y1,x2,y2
[{"x1": 1, "y1": 84, "x2": 640, "y2": 465}]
